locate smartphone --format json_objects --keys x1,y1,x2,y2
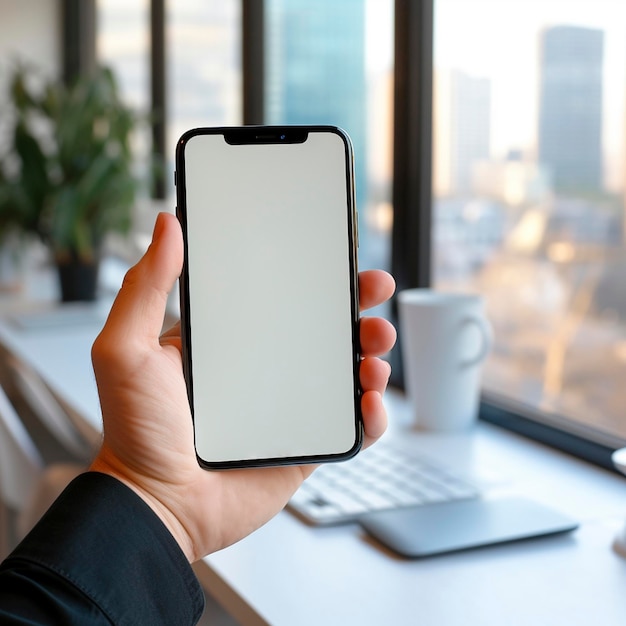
[{"x1": 175, "y1": 126, "x2": 362, "y2": 469}]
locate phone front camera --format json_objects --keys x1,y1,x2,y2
[{"x1": 280, "y1": 134, "x2": 286, "y2": 140}]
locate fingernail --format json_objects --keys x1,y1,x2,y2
[{"x1": 152, "y1": 212, "x2": 166, "y2": 243}]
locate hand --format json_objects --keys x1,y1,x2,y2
[{"x1": 90, "y1": 212, "x2": 396, "y2": 562}]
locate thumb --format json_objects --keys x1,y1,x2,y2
[{"x1": 96, "y1": 212, "x2": 183, "y2": 352}]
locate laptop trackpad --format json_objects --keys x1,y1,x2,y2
[{"x1": 359, "y1": 496, "x2": 578, "y2": 558}]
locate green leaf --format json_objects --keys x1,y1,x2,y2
[
  {"x1": 13, "y1": 122, "x2": 50, "y2": 229},
  {"x1": 1, "y1": 62, "x2": 143, "y2": 257}
]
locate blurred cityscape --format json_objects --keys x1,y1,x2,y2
[
  {"x1": 432, "y1": 25, "x2": 626, "y2": 439},
  {"x1": 97, "y1": 3, "x2": 625, "y2": 440}
]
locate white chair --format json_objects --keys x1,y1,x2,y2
[
  {"x1": 0, "y1": 384, "x2": 82, "y2": 559},
  {"x1": 3, "y1": 352, "x2": 97, "y2": 464}
]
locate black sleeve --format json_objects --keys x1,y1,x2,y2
[{"x1": 0, "y1": 472, "x2": 205, "y2": 625}]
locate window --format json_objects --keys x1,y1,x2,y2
[
  {"x1": 97, "y1": 0, "x2": 150, "y2": 112},
  {"x1": 264, "y1": 0, "x2": 394, "y2": 276},
  {"x1": 168, "y1": 0, "x2": 241, "y2": 179},
  {"x1": 97, "y1": 0, "x2": 152, "y2": 179},
  {"x1": 95, "y1": 0, "x2": 625, "y2": 465},
  {"x1": 432, "y1": 0, "x2": 626, "y2": 450},
  {"x1": 97, "y1": 0, "x2": 241, "y2": 200}
]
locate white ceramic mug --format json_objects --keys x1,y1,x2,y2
[{"x1": 398, "y1": 289, "x2": 493, "y2": 431}]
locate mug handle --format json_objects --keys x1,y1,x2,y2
[{"x1": 459, "y1": 315, "x2": 493, "y2": 368}]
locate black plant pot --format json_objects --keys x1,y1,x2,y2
[{"x1": 57, "y1": 259, "x2": 100, "y2": 302}]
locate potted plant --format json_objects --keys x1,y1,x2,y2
[{"x1": 0, "y1": 64, "x2": 140, "y2": 301}]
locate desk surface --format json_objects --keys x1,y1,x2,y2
[
  {"x1": 199, "y1": 391, "x2": 626, "y2": 626},
  {"x1": 1, "y1": 299, "x2": 625, "y2": 626}
]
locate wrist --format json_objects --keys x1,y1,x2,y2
[{"x1": 89, "y1": 453, "x2": 197, "y2": 563}]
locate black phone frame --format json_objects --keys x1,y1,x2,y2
[{"x1": 175, "y1": 125, "x2": 362, "y2": 470}]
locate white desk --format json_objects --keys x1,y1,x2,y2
[{"x1": 1, "y1": 303, "x2": 625, "y2": 626}]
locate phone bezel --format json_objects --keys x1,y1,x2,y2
[{"x1": 175, "y1": 125, "x2": 362, "y2": 470}]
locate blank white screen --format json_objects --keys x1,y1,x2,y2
[{"x1": 182, "y1": 130, "x2": 359, "y2": 464}]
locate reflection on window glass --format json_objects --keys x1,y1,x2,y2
[
  {"x1": 168, "y1": 0, "x2": 241, "y2": 179},
  {"x1": 97, "y1": 0, "x2": 162, "y2": 254},
  {"x1": 98, "y1": 0, "x2": 241, "y2": 198},
  {"x1": 97, "y1": 0, "x2": 150, "y2": 111},
  {"x1": 433, "y1": 0, "x2": 626, "y2": 441},
  {"x1": 265, "y1": 0, "x2": 394, "y2": 274}
]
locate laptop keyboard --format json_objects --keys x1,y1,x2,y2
[{"x1": 288, "y1": 441, "x2": 481, "y2": 525}]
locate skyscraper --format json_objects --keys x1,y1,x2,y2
[
  {"x1": 433, "y1": 69, "x2": 491, "y2": 197},
  {"x1": 538, "y1": 26, "x2": 604, "y2": 194},
  {"x1": 450, "y1": 70, "x2": 491, "y2": 195},
  {"x1": 265, "y1": 0, "x2": 367, "y2": 206}
]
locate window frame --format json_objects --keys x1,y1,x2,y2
[
  {"x1": 93, "y1": 0, "x2": 620, "y2": 470},
  {"x1": 62, "y1": 0, "x2": 97, "y2": 84},
  {"x1": 395, "y1": 0, "x2": 621, "y2": 471}
]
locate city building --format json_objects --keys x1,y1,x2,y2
[
  {"x1": 433, "y1": 69, "x2": 491, "y2": 197},
  {"x1": 538, "y1": 25, "x2": 604, "y2": 194},
  {"x1": 264, "y1": 0, "x2": 367, "y2": 206}
]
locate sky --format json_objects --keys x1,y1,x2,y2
[
  {"x1": 434, "y1": 0, "x2": 626, "y2": 190},
  {"x1": 96, "y1": 0, "x2": 625, "y2": 191}
]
